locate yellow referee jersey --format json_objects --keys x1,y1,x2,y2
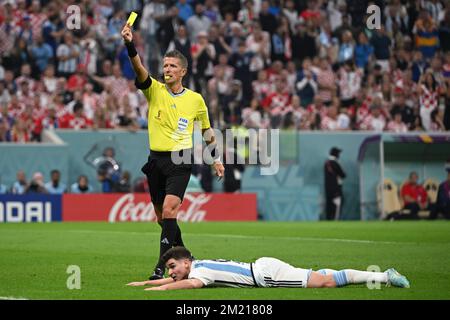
[{"x1": 137, "y1": 76, "x2": 211, "y2": 151}]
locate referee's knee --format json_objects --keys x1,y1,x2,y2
[{"x1": 162, "y1": 205, "x2": 178, "y2": 219}]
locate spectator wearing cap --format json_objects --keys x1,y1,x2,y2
[
  {"x1": 186, "y1": 3, "x2": 212, "y2": 42},
  {"x1": 324, "y1": 147, "x2": 346, "y2": 220}
]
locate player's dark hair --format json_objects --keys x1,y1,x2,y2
[
  {"x1": 164, "y1": 50, "x2": 188, "y2": 69},
  {"x1": 161, "y1": 246, "x2": 194, "y2": 264}
]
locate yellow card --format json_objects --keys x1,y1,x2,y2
[{"x1": 127, "y1": 12, "x2": 138, "y2": 27}]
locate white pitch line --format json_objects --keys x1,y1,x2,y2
[
  {"x1": 66, "y1": 230, "x2": 411, "y2": 245},
  {"x1": 0, "y1": 296, "x2": 29, "y2": 300}
]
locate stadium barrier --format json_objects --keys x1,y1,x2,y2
[
  {"x1": 0, "y1": 193, "x2": 257, "y2": 223},
  {"x1": 0, "y1": 194, "x2": 62, "y2": 222}
]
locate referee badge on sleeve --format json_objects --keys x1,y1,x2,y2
[{"x1": 177, "y1": 117, "x2": 189, "y2": 131}]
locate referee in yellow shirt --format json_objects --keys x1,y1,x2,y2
[{"x1": 121, "y1": 23, "x2": 225, "y2": 280}]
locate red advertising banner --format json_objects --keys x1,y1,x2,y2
[{"x1": 62, "y1": 193, "x2": 257, "y2": 222}]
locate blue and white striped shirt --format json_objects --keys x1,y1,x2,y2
[{"x1": 188, "y1": 259, "x2": 256, "y2": 288}]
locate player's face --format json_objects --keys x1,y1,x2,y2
[
  {"x1": 166, "y1": 258, "x2": 190, "y2": 281},
  {"x1": 163, "y1": 57, "x2": 186, "y2": 85}
]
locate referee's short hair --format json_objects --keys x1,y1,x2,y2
[
  {"x1": 164, "y1": 50, "x2": 188, "y2": 70},
  {"x1": 161, "y1": 246, "x2": 194, "y2": 264}
]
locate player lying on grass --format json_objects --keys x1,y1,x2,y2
[{"x1": 126, "y1": 246, "x2": 410, "y2": 291}]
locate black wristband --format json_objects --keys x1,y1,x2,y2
[
  {"x1": 125, "y1": 41, "x2": 137, "y2": 58},
  {"x1": 209, "y1": 144, "x2": 220, "y2": 161}
]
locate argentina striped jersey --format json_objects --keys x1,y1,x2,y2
[{"x1": 188, "y1": 259, "x2": 257, "y2": 288}]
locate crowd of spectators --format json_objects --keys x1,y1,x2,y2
[{"x1": 1, "y1": 0, "x2": 450, "y2": 144}]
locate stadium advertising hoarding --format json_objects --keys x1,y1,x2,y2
[
  {"x1": 0, "y1": 194, "x2": 63, "y2": 222},
  {"x1": 63, "y1": 193, "x2": 258, "y2": 222}
]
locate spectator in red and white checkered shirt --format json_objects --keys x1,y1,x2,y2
[
  {"x1": 317, "y1": 58, "x2": 337, "y2": 106},
  {"x1": 360, "y1": 101, "x2": 387, "y2": 132},
  {"x1": 418, "y1": 70, "x2": 440, "y2": 130},
  {"x1": 262, "y1": 76, "x2": 291, "y2": 129}
]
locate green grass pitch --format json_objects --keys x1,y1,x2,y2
[{"x1": 0, "y1": 221, "x2": 449, "y2": 300}]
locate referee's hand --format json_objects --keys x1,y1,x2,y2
[
  {"x1": 121, "y1": 23, "x2": 133, "y2": 43},
  {"x1": 213, "y1": 161, "x2": 225, "y2": 181}
]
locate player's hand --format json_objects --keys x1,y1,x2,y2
[
  {"x1": 121, "y1": 23, "x2": 133, "y2": 43},
  {"x1": 213, "y1": 161, "x2": 225, "y2": 181},
  {"x1": 126, "y1": 281, "x2": 148, "y2": 286}
]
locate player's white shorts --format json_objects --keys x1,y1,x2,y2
[{"x1": 252, "y1": 257, "x2": 311, "y2": 288}]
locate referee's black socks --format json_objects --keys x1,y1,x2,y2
[
  {"x1": 156, "y1": 218, "x2": 178, "y2": 270},
  {"x1": 157, "y1": 220, "x2": 185, "y2": 247}
]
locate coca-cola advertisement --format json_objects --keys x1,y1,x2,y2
[{"x1": 62, "y1": 193, "x2": 257, "y2": 222}]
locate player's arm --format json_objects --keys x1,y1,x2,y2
[
  {"x1": 121, "y1": 23, "x2": 149, "y2": 84},
  {"x1": 144, "y1": 278, "x2": 204, "y2": 291},
  {"x1": 202, "y1": 127, "x2": 225, "y2": 180},
  {"x1": 126, "y1": 278, "x2": 174, "y2": 287}
]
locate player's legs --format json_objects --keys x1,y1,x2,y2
[
  {"x1": 307, "y1": 272, "x2": 336, "y2": 288},
  {"x1": 254, "y1": 257, "x2": 309, "y2": 288},
  {"x1": 307, "y1": 269, "x2": 389, "y2": 288}
]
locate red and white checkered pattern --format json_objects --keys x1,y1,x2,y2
[{"x1": 419, "y1": 84, "x2": 438, "y2": 111}]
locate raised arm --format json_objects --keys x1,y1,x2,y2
[{"x1": 121, "y1": 23, "x2": 149, "y2": 83}]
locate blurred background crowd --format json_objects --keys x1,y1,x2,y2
[{"x1": 0, "y1": 0, "x2": 450, "y2": 144}]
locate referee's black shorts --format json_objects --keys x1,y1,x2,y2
[{"x1": 141, "y1": 149, "x2": 193, "y2": 206}]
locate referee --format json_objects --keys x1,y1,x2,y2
[{"x1": 121, "y1": 23, "x2": 225, "y2": 280}]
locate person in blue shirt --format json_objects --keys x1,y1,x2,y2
[
  {"x1": 354, "y1": 32, "x2": 373, "y2": 70},
  {"x1": 176, "y1": 0, "x2": 194, "y2": 23},
  {"x1": 0, "y1": 177, "x2": 7, "y2": 194},
  {"x1": 70, "y1": 175, "x2": 94, "y2": 194},
  {"x1": 44, "y1": 170, "x2": 67, "y2": 194},
  {"x1": 30, "y1": 33, "x2": 54, "y2": 73},
  {"x1": 11, "y1": 170, "x2": 28, "y2": 194}
]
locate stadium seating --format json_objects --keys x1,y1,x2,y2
[{"x1": 378, "y1": 178, "x2": 402, "y2": 219}]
